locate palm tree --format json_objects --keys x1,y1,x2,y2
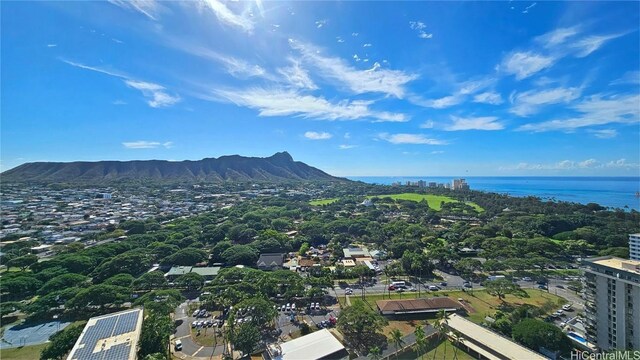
[
  {"x1": 414, "y1": 325, "x2": 427, "y2": 359},
  {"x1": 369, "y1": 346, "x2": 382, "y2": 360},
  {"x1": 390, "y1": 328, "x2": 405, "y2": 359},
  {"x1": 432, "y1": 310, "x2": 450, "y2": 360},
  {"x1": 450, "y1": 329, "x2": 464, "y2": 360}
]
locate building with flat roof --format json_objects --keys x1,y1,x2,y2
[
  {"x1": 582, "y1": 256, "x2": 640, "y2": 351},
  {"x1": 190, "y1": 266, "x2": 221, "y2": 280},
  {"x1": 445, "y1": 314, "x2": 547, "y2": 360},
  {"x1": 630, "y1": 233, "x2": 640, "y2": 261},
  {"x1": 67, "y1": 308, "x2": 143, "y2": 360},
  {"x1": 165, "y1": 266, "x2": 192, "y2": 280},
  {"x1": 266, "y1": 328, "x2": 348, "y2": 360},
  {"x1": 342, "y1": 247, "x2": 370, "y2": 259},
  {"x1": 376, "y1": 297, "x2": 464, "y2": 316}
]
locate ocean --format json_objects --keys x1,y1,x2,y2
[{"x1": 347, "y1": 176, "x2": 640, "y2": 211}]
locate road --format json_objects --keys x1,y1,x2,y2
[{"x1": 172, "y1": 301, "x2": 224, "y2": 359}]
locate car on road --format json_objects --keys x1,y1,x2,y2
[
  {"x1": 556, "y1": 285, "x2": 565, "y2": 289},
  {"x1": 440, "y1": 282, "x2": 447, "y2": 287},
  {"x1": 388, "y1": 285, "x2": 396, "y2": 291},
  {"x1": 522, "y1": 277, "x2": 532, "y2": 281},
  {"x1": 538, "y1": 284, "x2": 548, "y2": 290},
  {"x1": 428, "y1": 285, "x2": 439, "y2": 291},
  {"x1": 562, "y1": 304, "x2": 572, "y2": 311},
  {"x1": 175, "y1": 340, "x2": 182, "y2": 351},
  {"x1": 345, "y1": 288, "x2": 353, "y2": 295},
  {"x1": 463, "y1": 282, "x2": 472, "y2": 288}
]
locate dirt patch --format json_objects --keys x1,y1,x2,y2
[{"x1": 382, "y1": 320, "x2": 421, "y2": 337}]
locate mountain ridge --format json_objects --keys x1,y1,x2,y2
[{"x1": 1, "y1": 152, "x2": 345, "y2": 183}]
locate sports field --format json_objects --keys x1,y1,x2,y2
[{"x1": 369, "y1": 193, "x2": 483, "y2": 212}]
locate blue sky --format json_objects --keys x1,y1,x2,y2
[{"x1": 1, "y1": 1, "x2": 639, "y2": 176}]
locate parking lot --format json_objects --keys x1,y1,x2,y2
[{"x1": 274, "y1": 303, "x2": 340, "y2": 338}]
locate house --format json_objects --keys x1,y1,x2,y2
[
  {"x1": 190, "y1": 266, "x2": 221, "y2": 280},
  {"x1": 165, "y1": 266, "x2": 192, "y2": 280},
  {"x1": 376, "y1": 297, "x2": 464, "y2": 316},
  {"x1": 257, "y1": 253, "x2": 284, "y2": 271}
]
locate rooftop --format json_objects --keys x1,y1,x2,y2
[
  {"x1": 190, "y1": 266, "x2": 221, "y2": 277},
  {"x1": 586, "y1": 256, "x2": 640, "y2": 273},
  {"x1": 67, "y1": 308, "x2": 143, "y2": 360},
  {"x1": 446, "y1": 314, "x2": 546, "y2": 360},
  {"x1": 376, "y1": 297, "x2": 463, "y2": 315},
  {"x1": 166, "y1": 266, "x2": 193, "y2": 276},
  {"x1": 270, "y1": 329, "x2": 346, "y2": 360}
]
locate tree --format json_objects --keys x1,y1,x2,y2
[
  {"x1": 138, "y1": 312, "x2": 173, "y2": 358},
  {"x1": 0, "y1": 301, "x2": 23, "y2": 317},
  {"x1": 432, "y1": 310, "x2": 450, "y2": 360},
  {"x1": 142, "y1": 353, "x2": 167, "y2": 360},
  {"x1": 298, "y1": 242, "x2": 310, "y2": 255},
  {"x1": 221, "y1": 245, "x2": 259, "y2": 266},
  {"x1": 390, "y1": 328, "x2": 405, "y2": 359},
  {"x1": 453, "y1": 258, "x2": 482, "y2": 280},
  {"x1": 175, "y1": 272, "x2": 205, "y2": 291},
  {"x1": 134, "y1": 290, "x2": 184, "y2": 315},
  {"x1": 66, "y1": 284, "x2": 128, "y2": 311},
  {"x1": 160, "y1": 248, "x2": 207, "y2": 266},
  {"x1": 337, "y1": 301, "x2": 388, "y2": 352},
  {"x1": 133, "y1": 271, "x2": 168, "y2": 290},
  {"x1": 485, "y1": 279, "x2": 527, "y2": 301},
  {"x1": 232, "y1": 322, "x2": 261, "y2": 356},
  {"x1": 102, "y1": 273, "x2": 135, "y2": 287},
  {"x1": 0, "y1": 275, "x2": 42, "y2": 300},
  {"x1": 38, "y1": 273, "x2": 88, "y2": 295},
  {"x1": 92, "y1": 251, "x2": 151, "y2": 282},
  {"x1": 235, "y1": 298, "x2": 277, "y2": 327},
  {"x1": 512, "y1": 319, "x2": 572, "y2": 355},
  {"x1": 40, "y1": 323, "x2": 84, "y2": 360},
  {"x1": 7, "y1": 254, "x2": 38, "y2": 271},
  {"x1": 369, "y1": 346, "x2": 382, "y2": 360},
  {"x1": 414, "y1": 325, "x2": 427, "y2": 360}
]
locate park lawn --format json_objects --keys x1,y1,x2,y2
[
  {"x1": 309, "y1": 198, "x2": 339, "y2": 206},
  {"x1": 0, "y1": 343, "x2": 47, "y2": 360},
  {"x1": 190, "y1": 326, "x2": 224, "y2": 347},
  {"x1": 368, "y1": 193, "x2": 484, "y2": 212}
]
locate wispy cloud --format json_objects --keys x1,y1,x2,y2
[
  {"x1": 571, "y1": 33, "x2": 628, "y2": 57},
  {"x1": 588, "y1": 129, "x2": 618, "y2": 139},
  {"x1": 211, "y1": 87, "x2": 407, "y2": 122},
  {"x1": 315, "y1": 20, "x2": 327, "y2": 28},
  {"x1": 47, "y1": 44, "x2": 57, "y2": 48},
  {"x1": 378, "y1": 133, "x2": 447, "y2": 145},
  {"x1": 517, "y1": 93, "x2": 640, "y2": 132},
  {"x1": 200, "y1": 0, "x2": 254, "y2": 32},
  {"x1": 339, "y1": 144, "x2": 357, "y2": 149},
  {"x1": 610, "y1": 71, "x2": 640, "y2": 86},
  {"x1": 445, "y1": 116, "x2": 504, "y2": 131},
  {"x1": 336, "y1": 36, "x2": 345, "y2": 43},
  {"x1": 363, "y1": 43, "x2": 372, "y2": 48},
  {"x1": 112, "y1": 100, "x2": 127, "y2": 105},
  {"x1": 503, "y1": 158, "x2": 639, "y2": 171},
  {"x1": 122, "y1": 140, "x2": 174, "y2": 149},
  {"x1": 509, "y1": 86, "x2": 581, "y2": 116},
  {"x1": 108, "y1": 0, "x2": 160, "y2": 20},
  {"x1": 522, "y1": 2, "x2": 536, "y2": 14},
  {"x1": 431, "y1": 150, "x2": 445, "y2": 155},
  {"x1": 409, "y1": 21, "x2": 433, "y2": 39},
  {"x1": 125, "y1": 80, "x2": 180, "y2": 108},
  {"x1": 277, "y1": 58, "x2": 317, "y2": 90},
  {"x1": 499, "y1": 51, "x2": 555, "y2": 80},
  {"x1": 411, "y1": 78, "x2": 494, "y2": 108},
  {"x1": 420, "y1": 120, "x2": 435, "y2": 129},
  {"x1": 535, "y1": 26, "x2": 580, "y2": 48},
  {"x1": 473, "y1": 91, "x2": 503, "y2": 105},
  {"x1": 62, "y1": 59, "x2": 180, "y2": 108},
  {"x1": 304, "y1": 131, "x2": 332, "y2": 140},
  {"x1": 289, "y1": 40, "x2": 417, "y2": 98}
]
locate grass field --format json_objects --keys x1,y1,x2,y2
[
  {"x1": 343, "y1": 288, "x2": 566, "y2": 324},
  {"x1": 368, "y1": 193, "x2": 484, "y2": 212},
  {"x1": 309, "y1": 198, "x2": 339, "y2": 206},
  {"x1": 0, "y1": 343, "x2": 47, "y2": 360}
]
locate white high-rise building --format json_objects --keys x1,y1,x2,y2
[
  {"x1": 582, "y1": 256, "x2": 640, "y2": 351},
  {"x1": 630, "y1": 233, "x2": 640, "y2": 261}
]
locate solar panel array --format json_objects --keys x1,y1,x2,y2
[{"x1": 70, "y1": 309, "x2": 141, "y2": 360}]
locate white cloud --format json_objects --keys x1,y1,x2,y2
[
  {"x1": 290, "y1": 40, "x2": 417, "y2": 98},
  {"x1": 112, "y1": 100, "x2": 127, "y2": 105},
  {"x1": 336, "y1": 36, "x2": 345, "y2": 43},
  {"x1": 363, "y1": 43, "x2": 372, "y2": 47},
  {"x1": 47, "y1": 44, "x2": 57, "y2": 48},
  {"x1": 122, "y1": 140, "x2": 173, "y2": 149},
  {"x1": 200, "y1": 0, "x2": 254, "y2": 32},
  {"x1": 344, "y1": 132, "x2": 351, "y2": 139},
  {"x1": 473, "y1": 91, "x2": 503, "y2": 105},
  {"x1": 304, "y1": 131, "x2": 332, "y2": 140},
  {"x1": 610, "y1": 71, "x2": 640, "y2": 86},
  {"x1": 352, "y1": 54, "x2": 361, "y2": 62},
  {"x1": 62, "y1": 59, "x2": 180, "y2": 108},
  {"x1": 351, "y1": 32, "x2": 359, "y2": 37},
  {"x1": 112, "y1": 38, "x2": 124, "y2": 44},
  {"x1": 125, "y1": 80, "x2": 180, "y2": 108},
  {"x1": 499, "y1": 51, "x2": 556, "y2": 80},
  {"x1": 411, "y1": 78, "x2": 494, "y2": 109},
  {"x1": 535, "y1": 26, "x2": 580, "y2": 48},
  {"x1": 588, "y1": 129, "x2": 618, "y2": 139},
  {"x1": 510, "y1": 87, "x2": 581, "y2": 116},
  {"x1": 277, "y1": 58, "x2": 317, "y2": 90},
  {"x1": 420, "y1": 120, "x2": 434, "y2": 129},
  {"x1": 215, "y1": 54, "x2": 268, "y2": 79},
  {"x1": 522, "y1": 2, "x2": 536, "y2": 14},
  {"x1": 517, "y1": 93, "x2": 640, "y2": 132},
  {"x1": 409, "y1": 21, "x2": 433, "y2": 39},
  {"x1": 339, "y1": 144, "x2": 357, "y2": 149},
  {"x1": 505, "y1": 158, "x2": 639, "y2": 171},
  {"x1": 571, "y1": 33, "x2": 627, "y2": 57},
  {"x1": 431, "y1": 150, "x2": 445, "y2": 154},
  {"x1": 108, "y1": 0, "x2": 161, "y2": 20},
  {"x1": 315, "y1": 20, "x2": 327, "y2": 28},
  {"x1": 212, "y1": 87, "x2": 407, "y2": 122},
  {"x1": 378, "y1": 133, "x2": 447, "y2": 145},
  {"x1": 445, "y1": 116, "x2": 504, "y2": 131}
]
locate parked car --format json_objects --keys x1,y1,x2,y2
[
  {"x1": 538, "y1": 284, "x2": 548, "y2": 290},
  {"x1": 522, "y1": 277, "x2": 532, "y2": 282},
  {"x1": 345, "y1": 289, "x2": 353, "y2": 295},
  {"x1": 291, "y1": 304, "x2": 296, "y2": 311},
  {"x1": 562, "y1": 304, "x2": 572, "y2": 311},
  {"x1": 175, "y1": 340, "x2": 182, "y2": 351},
  {"x1": 315, "y1": 303, "x2": 320, "y2": 310},
  {"x1": 285, "y1": 303, "x2": 291, "y2": 311},
  {"x1": 440, "y1": 282, "x2": 447, "y2": 287},
  {"x1": 463, "y1": 282, "x2": 472, "y2": 288},
  {"x1": 428, "y1": 285, "x2": 439, "y2": 291},
  {"x1": 191, "y1": 321, "x2": 197, "y2": 328},
  {"x1": 281, "y1": 304, "x2": 286, "y2": 311}
]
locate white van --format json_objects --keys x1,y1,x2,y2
[
  {"x1": 391, "y1": 281, "x2": 406, "y2": 288},
  {"x1": 175, "y1": 340, "x2": 183, "y2": 351}
]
